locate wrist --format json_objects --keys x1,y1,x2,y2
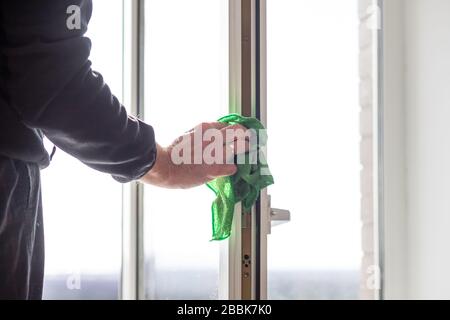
[{"x1": 140, "y1": 144, "x2": 172, "y2": 186}]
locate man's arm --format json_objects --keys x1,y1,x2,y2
[
  {"x1": 0, "y1": 0, "x2": 156, "y2": 182},
  {"x1": 0, "y1": 0, "x2": 246, "y2": 187}
]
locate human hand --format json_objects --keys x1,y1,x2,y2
[{"x1": 140, "y1": 122, "x2": 249, "y2": 189}]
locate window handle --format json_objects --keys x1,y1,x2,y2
[
  {"x1": 270, "y1": 208, "x2": 291, "y2": 227},
  {"x1": 266, "y1": 195, "x2": 291, "y2": 234}
]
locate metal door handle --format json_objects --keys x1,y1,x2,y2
[
  {"x1": 270, "y1": 208, "x2": 291, "y2": 227},
  {"x1": 266, "y1": 195, "x2": 291, "y2": 234}
]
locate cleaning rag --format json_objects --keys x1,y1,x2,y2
[{"x1": 207, "y1": 114, "x2": 274, "y2": 241}]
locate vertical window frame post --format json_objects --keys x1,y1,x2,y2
[
  {"x1": 121, "y1": 0, "x2": 146, "y2": 301},
  {"x1": 222, "y1": 0, "x2": 268, "y2": 300}
]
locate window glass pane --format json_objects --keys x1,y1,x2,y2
[
  {"x1": 42, "y1": 0, "x2": 124, "y2": 300},
  {"x1": 267, "y1": 0, "x2": 362, "y2": 299},
  {"x1": 143, "y1": 0, "x2": 228, "y2": 299}
]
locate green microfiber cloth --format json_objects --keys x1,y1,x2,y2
[{"x1": 207, "y1": 114, "x2": 274, "y2": 241}]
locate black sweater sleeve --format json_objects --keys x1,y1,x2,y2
[{"x1": 0, "y1": 0, "x2": 156, "y2": 183}]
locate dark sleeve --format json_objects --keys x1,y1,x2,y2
[{"x1": 0, "y1": 0, "x2": 156, "y2": 183}]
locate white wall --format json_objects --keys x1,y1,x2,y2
[
  {"x1": 383, "y1": 0, "x2": 450, "y2": 299},
  {"x1": 405, "y1": 0, "x2": 450, "y2": 299}
]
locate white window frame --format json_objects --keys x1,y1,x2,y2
[
  {"x1": 358, "y1": 0, "x2": 384, "y2": 300},
  {"x1": 120, "y1": 0, "x2": 270, "y2": 300},
  {"x1": 121, "y1": 0, "x2": 145, "y2": 300},
  {"x1": 220, "y1": 0, "x2": 271, "y2": 300},
  {"x1": 377, "y1": 0, "x2": 407, "y2": 300},
  {"x1": 119, "y1": 0, "x2": 385, "y2": 301}
]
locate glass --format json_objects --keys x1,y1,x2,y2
[
  {"x1": 266, "y1": 0, "x2": 362, "y2": 299},
  {"x1": 41, "y1": 0, "x2": 124, "y2": 300},
  {"x1": 143, "y1": 0, "x2": 229, "y2": 299}
]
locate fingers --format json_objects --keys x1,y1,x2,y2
[
  {"x1": 221, "y1": 124, "x2": 248, "y2": 143},
  {"x1": 208, "y1": 122, "x2": 229, "y2": 130},
  {"x1": 209, "y1": 163, "x2": 238, "y2": 179},
  {"x1": 196, "y1": 122, "x2": 228, "y2": 132},
  {"x1": 228, "y1": 139, "x2": 250, "y2": 155},
  {"x1": 158, "y1": 120, "x2": 256, "y2": 188},
  {"x1": 176, "y1": 121, "x2": 254, "y2": 168},
  {"x1": 193, "y1": 122, "x2": 252, "y2": 155},
  {"x1": 195, "y1": 122, "x2": 250, "y2": 144},
  {"x1": 222, "y1": 143, "x2": 235, "y2": 164},
  {"x1": 220, "y1": 124, "x2": 252, "y2": 155}
]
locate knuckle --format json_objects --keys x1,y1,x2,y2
[{"x1": 200, "y1": 122, "x2": 213, "y2": 131}]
